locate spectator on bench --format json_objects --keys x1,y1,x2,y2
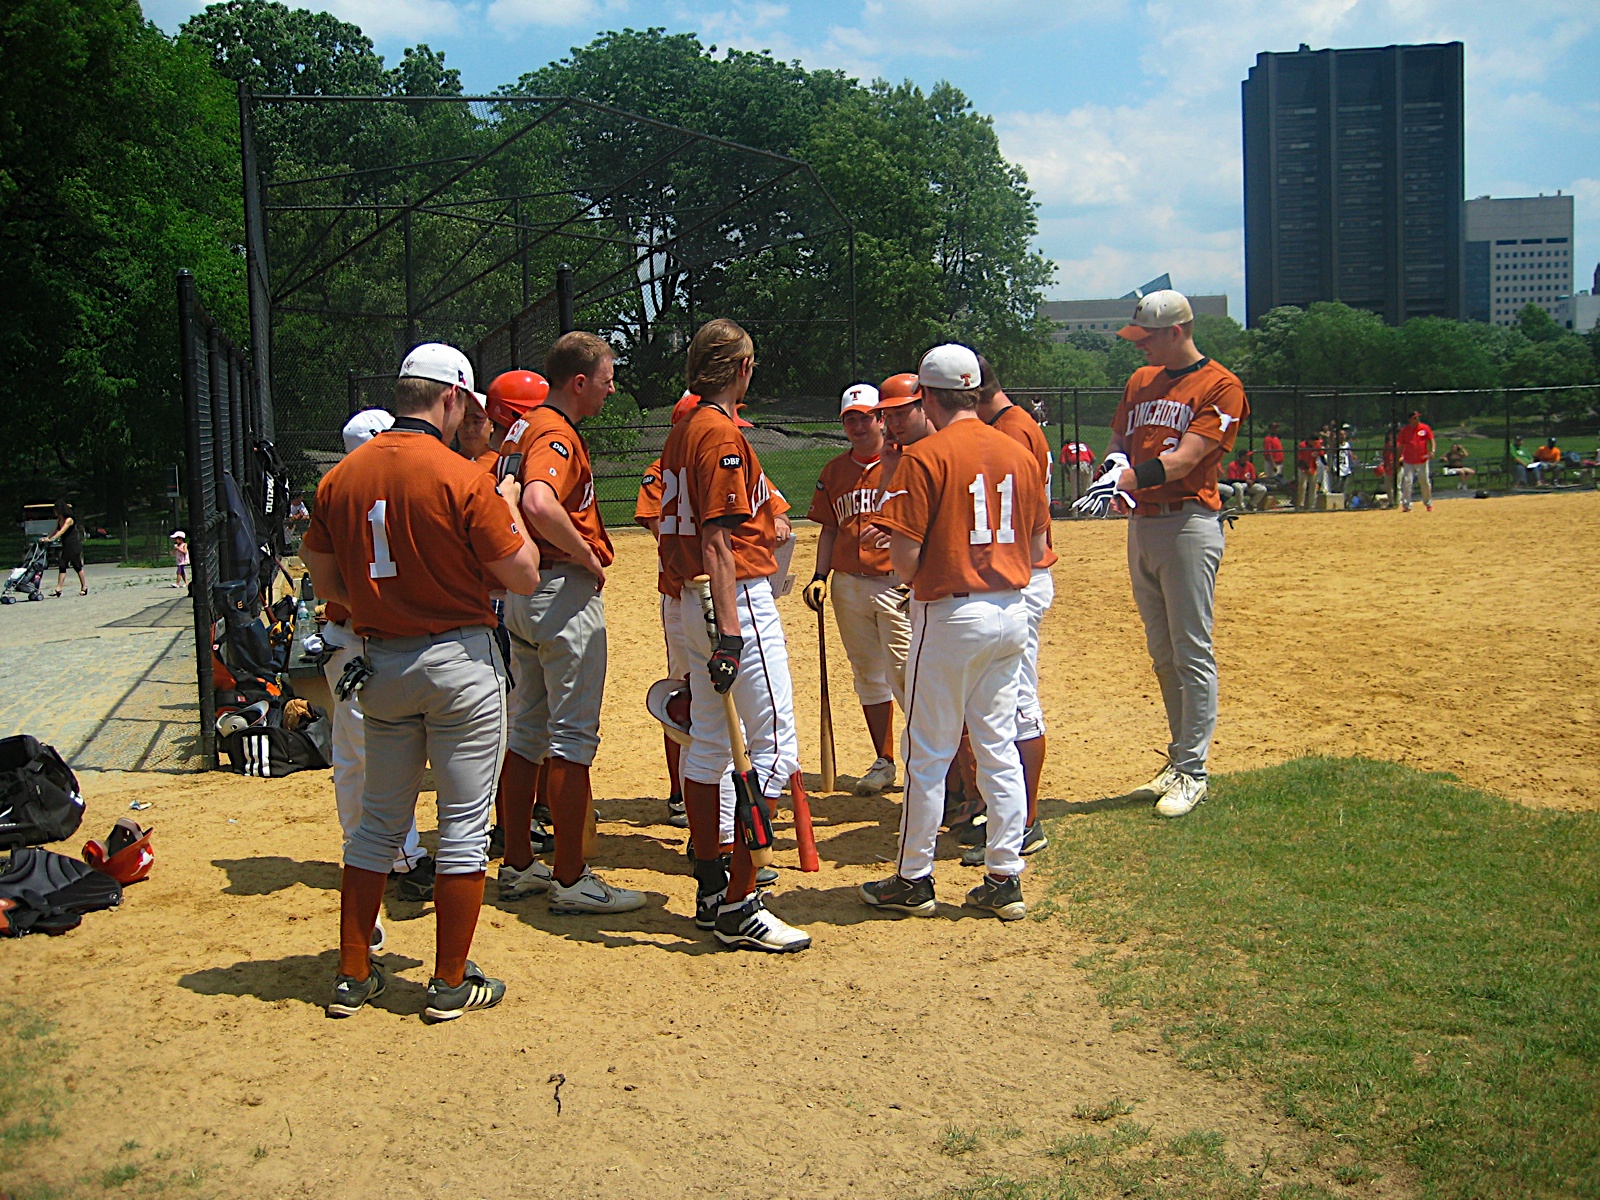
[
  {"x1": 1261, "y1": 421, "x2": 1285, "y2": 480},
  {"x1": 1533, "y1": 437, "x2": 1562, "y2": 487},
  {"x1": 1510, "y1": 436, "x2": 1536, "y2": 487},
  {"x1": 1221, "y1": 448, "x2": 1268, "y2": 512},
  {"x1": 1442, "y1": 443, "x2": 1476, "y2": 491}
]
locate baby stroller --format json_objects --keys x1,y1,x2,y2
[{"x1": 2, "y1": 542, "x2": 47, "y2": 604}]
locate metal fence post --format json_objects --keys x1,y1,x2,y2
[
  {"x1": 556, "y1": 264, "x2": 575, "y2": 334},
  {"x1": 347, "y1": 369, "x2": 359, "y2": 418},
  {"x1": 1071, "y1": 390, "x2": 1082, "y2": 502},
  {"x1": 177, "y1": 271, "x2": 217, "y2": 769}
]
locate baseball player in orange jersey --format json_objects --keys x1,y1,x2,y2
[
  {"x1": 657, "y1": 319, "x2": 809, "y2": 952},
  {"x1": 319, "y1": 409, "x2": 434, "y2": 957},
  {"x1": 860, "y1": 344, "x2": 1049, "y2": 921},
  {"x1": 302, "y1": 343, "x2": 541, "y2": 1021},
  {"x1": 972, "y1": 358, "x2": 1053, "y2": 859},
  {"x1": 803, "y1": 383, "x2": 911, "y2": 795},
  {"x1": 481, "y1": 370, "x2": 549, "y2": 856},
  {"x1": 1073, "y1": 290, "x2": 1248, "y2": 818},
  {"x1": 494, "y1": 333, "x2": 645, "y2": 915}
]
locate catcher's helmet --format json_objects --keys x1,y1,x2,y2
[
  {"x1": 876, "y1": 372, "x2": 922, "y2": 409},
  {"x1": 486, "y1": 370, "x2": 550, "y2": 429},
  {"x1": 83, "y1": 818, "x2": 154, "y2": 884}
]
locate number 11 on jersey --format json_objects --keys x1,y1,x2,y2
[{"x1": 968, "y1": 474, "x2": 1016, "y2": 545}]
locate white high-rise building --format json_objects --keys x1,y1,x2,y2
[{"x1": 1464, "y1": 194, "x2": 1576, "y2": 328}]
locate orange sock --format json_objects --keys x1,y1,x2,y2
[
  {"x1": 433, "y1": 870, "x2": 486, "y2": 988},
  {"x1": 338, "y1": 866, "x2": 388, "y2": 979},
  {"x1": 863, "y1": 702, "x2": 894, "y2": 760},
  {"x1": 500, "y1": 751, "x2": 540, "y2": 870},
  {"x1": 1018, "y1": 735, "x2": 1046, "y2": 826},
  {"x1": 547, "y1": 757, "x2": 592, "y2": 887},
  {"x1": 683, "y1": 779, "x2": 721, "y2": 861},
  {"x1": 664, "y1": 734, "x2": 682, "y2": 797}
]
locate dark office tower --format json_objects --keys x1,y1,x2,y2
[{"x1": 1242, "y1": 42, "x2": 1464, "y2": 327}]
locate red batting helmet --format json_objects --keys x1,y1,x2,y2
[
  {"x1": 875, "y1": 372, "x2": 922, "y2": 409},
  {"x1": 83, "y1": 818, "x2": 154, "y2": 885},
  {"x1": 485, "y1": 370, "x2": 549, "y2": 429}
]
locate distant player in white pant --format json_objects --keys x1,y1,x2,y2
[
  {"x1": 803, "y1": 383, "x2": 910, "y2": 796},
  {"x1": 859, "y1": 344, "x2": 1049, "y2": 922},
  {"x1": 657, "y1": 319, "x2": 810, "y2": 952},
  {"x1": 974, "y1": 356, "x2": 1055, "y2": 860},
  {"x1": 321, "y1": 410, "x2": 431, "y2": 955}
]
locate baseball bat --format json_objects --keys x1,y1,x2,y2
[
  {"x1": 689, "y1": 576, "x2": 774, "y2": 869},
  {"x1": 816, "y1": 604, "x2": 836, "y2": 793},
  {"x1": 788, "y1": 771, "x2": 820, "y2": 873}
]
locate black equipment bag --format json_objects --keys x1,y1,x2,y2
[
  {"x1": 0, "y1": 847, "x2": 122, "y2": 936},
  {"x1": 220, "y1": 707, "x2": 330, "y2": 777},
  {"x1": 0, "y1": 736, "x2": 85, "y2": 850}
]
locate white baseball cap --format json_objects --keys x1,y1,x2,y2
[
  {"x1": 398, "y1": 342, "x2": 485, "y2": 404},
  {"x1": 342, "y1": 407, "x2": 395, "y2": 452},
  {"x1": 840, "y1": 383, "x2": 880, "y2": 416},
  {"x1": 169, "y1": 530, "x2": 185, "y2": 540},
  {"x1": 917, "y1": 344, "x2": 982, "y2": 391},
  {"x1": 1118, "y1": 289, "x2": 1195, "y2": 341}
]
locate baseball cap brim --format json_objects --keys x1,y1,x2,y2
[
  {"x1": 840, "y1": 402, "x2": 877, "y2": 416},
  {"x1": 1117, "y1": 324, "x2": 1155, "y2": 341}
]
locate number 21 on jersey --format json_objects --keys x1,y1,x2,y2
[
  {"x1": 968, "y1": 474, "x2": 1016, "y2": 545},
  {"x1": 368, "y1": 500, "x2": 398, "y2": 579}
]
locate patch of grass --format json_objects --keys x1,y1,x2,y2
[
  {"x1": 1070, "y1": 1097, "x2": 1134, "y2": 1122},
  {"x1": 1044, "y1": 1132, "x2": 1104, "y2": 1162},
  {"x1": 100, "y1": 1161, "x2": 140, "y2": 1187},
  {"x1": 1332, "y1": 1163, "x2": 1381, "y2": 1185},
  {"x1": 1044, "y1": 756, "x2": 1600, "y2": 1200},
  {"x1": 1107, "y1": 1120, "x2": 1150, "y2": 1150},
  {"x1": 938, "y1": 1125, "x2": 981, "y2": 1157},
  {"x1": 0, "y1": 1012, "x2": 67, "y2": 1170},
  {"x1": 120, "y1": 1140, "x2": 141, "y2": 1153},
  {"x1": 252, "y1": 1144, "x2": 268, "y2": 1160},
  {"x1": 1168, "y1": 1130, "x2": 1227, "y2": 1160}
]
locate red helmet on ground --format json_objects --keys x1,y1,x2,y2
[
  {"x1": 876, "y1": 372, "x2": 922, "y2": 409},
  {"x1": 486, "y1": 370, "x2": 549, "y2": 429},
  {"x1": 83, "y1": 818, "x2": 153, "y2": 885}
]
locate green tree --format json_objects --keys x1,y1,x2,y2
[
  {"x1": 1192, "y1": 313, "x2": 1247, "y2": 368},
  {"x1": 1, "y1": 0, "x2": 243, "y2": 518}
]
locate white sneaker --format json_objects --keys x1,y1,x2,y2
[
  {"x1": 548, "y1": 870, "x2": 646, "y2": 915},
  {"x1": 1155, "y1": 773, "x2": 1208, "y2": 818},
  {"x1": 713, "y1": 894, "x2": 811, "y2": 952},
  {"x1": 370, "y1": 915, "x2": 386, "y2": 954},
  {"x1": 497, "y1": 859, "x2": 553, "y2": 901},
  {"x1": 1127, "y1": 762, "x2": 1180, "y2": 802},
  {"x1": 855, "y1": 756, "x2": 897, "y2": 795}
]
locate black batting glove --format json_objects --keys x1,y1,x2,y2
[{"x1": 709, "y1": 633, "x2": 743, "y2": 693}]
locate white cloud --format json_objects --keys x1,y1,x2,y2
[
  {"x1": 862, "y1": 0, "x2": 1117, "y2": 35},
  {"x1": 486, "y1": 0, "x2": 623, "y2": 31}
]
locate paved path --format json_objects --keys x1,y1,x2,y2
[{"x1": 0, "y1": 563, "x2": 203, "y2": 775}]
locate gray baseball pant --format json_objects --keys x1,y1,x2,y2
[
  {"x1": 1127, "y1": 507, "x2": 1225, "y2": 779},
  {"x1": 503, "y1": 563, "x2": 606, "y2": 767},
  {"x1": 351, "y1": 626, "x2": 507, "y2": 876}
]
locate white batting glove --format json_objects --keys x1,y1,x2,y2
[
  {"x1": 1071, "y1": 467, "x2": 1137, "y2": 518},
  {"x1": 1098, "y1": 452, "x2": 1131, "y2": 478}
]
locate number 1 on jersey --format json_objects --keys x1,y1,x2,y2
[
  {"x1": 968, "y1": 474, "x2": 1016, "y2": 545},
  {"x1": 368, "y1": 500, "x2": 398, "y2": 579}
]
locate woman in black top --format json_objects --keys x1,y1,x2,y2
[{"x1": 42, "y1": 501, "x2": 87, "y2": 597}]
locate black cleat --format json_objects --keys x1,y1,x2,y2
[
  {"x1": 395, "y1": 854, "x2": 435, "y2": 902},
  {"x1": 327, "y1": 961, "x2": 386, "y2": 1018},
  {"x1": 858, "y1": 873, "x2": 937, "y2": 916},
  {"x1": 964, "y1": 873, "x2": 1026, "y2": 921}
]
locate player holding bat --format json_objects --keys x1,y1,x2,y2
[{"x1": 656, "y1": 319, "x2": 811, "y2": 953}]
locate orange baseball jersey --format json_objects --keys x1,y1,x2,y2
[
  {"x1": 635, "y1": 456, "x2": 671, "y2": 597},
  {"x1": 806, "y1": 451, "x2": 892, "y2": 576},
  {"x1": 304, "y1": 428, "x2": 525, "y2": 640},
  {"x1": 475, "y1": 448, "x2": 499, "y2": 474},
  {"x1": 657, "y1": 402, "x2": 780, "y2": 590},
  {"x1": 990, "y1": 403, "x2": 1058, "y2": 568},
  {"x1": 501, "y1": 406, "x2": 615, "y2": 568},
  {"x1": 875, "y1": 420, "x2": 1047, "y2": 602},
  {"x1": 1113, "y1": 359, "x2": 1249, "y2": 511}
]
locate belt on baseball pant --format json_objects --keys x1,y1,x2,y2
[
  {"x1": 364, "y1": 625, "x2": 495, "y2": 652},
  {"x1": 1134, "y1": 500, "x2": 1216, "y2": 518}
]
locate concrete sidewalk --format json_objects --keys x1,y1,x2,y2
[{"x1": 0, "y1": 563, "x2": 203, "y2": 775}]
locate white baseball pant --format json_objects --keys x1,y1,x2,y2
[
  {"x1": 1016, "y1": 566, "x2": 1054, "y2": 741},
  {"x1": 660, "y1": 590, "x2": 736, "y2": 843},
  {"x1": 897, "y1": 591, "x2": 1028, "y2": 881},
  {"x1": 320, "y1": 621, "x2": 424, "y2": 873},
  {"x1": 829, "y1": 571, "x2": 911, "y2": 708},
  {"x1": 1399, "y1": 461, "x2": 1432, "y2": 509},
  {"x1": 679, "y1": 576, "x2": 799, "y2": 801}
]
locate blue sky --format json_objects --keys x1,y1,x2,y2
[{"x1": 145, "y1": 0, "x2": 1600, "y2": 318}]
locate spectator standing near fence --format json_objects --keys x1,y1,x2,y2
[
  {"x1": 1295, "y1": 431, "x2": 1323, "y2": 511},
  {"x1": 1072, "y1": 290, "x2": 1248, "y2": 819},
  {"x1": 1397, "y1": 411, "x2": 1435, "y2": 512},
  {"x1": 1261, "y1": 422, "x2": 1284, "y2": 479},
  {"x1": 1336, "y1": 425, "x2": 1356, "y2": 496},
  {"x1": 170, "y1": 531, "x2": 189, "y2": 589}
]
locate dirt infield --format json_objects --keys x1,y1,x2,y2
[{"x1": 4, "y1": 491, "x2": 1594, "y2": 1199}]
